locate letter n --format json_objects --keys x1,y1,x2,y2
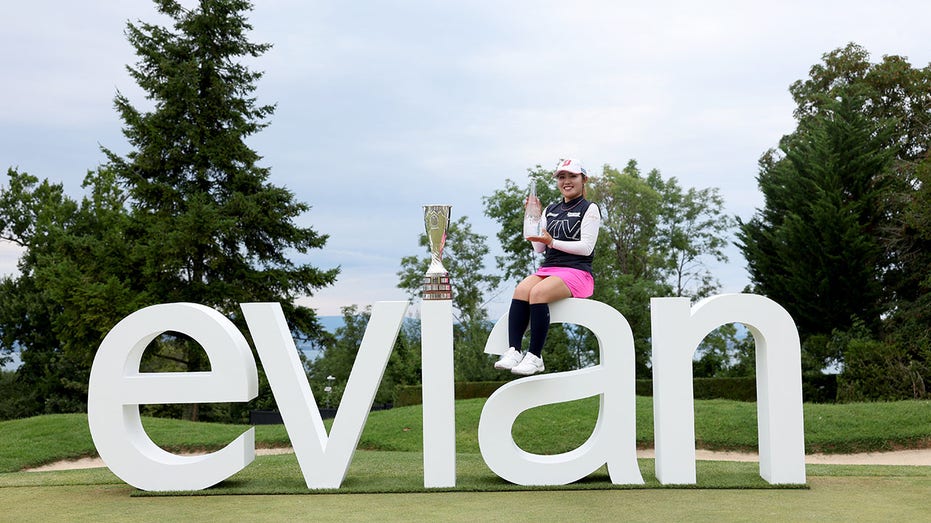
[{"x1": 650, "y1": 294, "x2": 805, "y2": 485}]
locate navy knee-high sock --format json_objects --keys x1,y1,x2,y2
[
  {"x1": 528, "y1": 303, "x2": 550, "y2": 357},
  {"x1": 507, "y1": 299, "x2": 530, "y2": 351}
]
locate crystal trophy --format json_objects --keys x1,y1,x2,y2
[{"x1": 523, "y1": 181, "x2": 542, "y2": 238}]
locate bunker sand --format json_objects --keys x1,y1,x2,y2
[{"x1": 26, "y1": 446, "x2": 931, "y2": 472}]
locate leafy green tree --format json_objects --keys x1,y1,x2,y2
[
  {"x1": 384, "y1": 319, "x2": 423, "y2": 400},
  {"x1": 0, "y1": 370, "x2": 34, "y2": 420},
  {"x1": 589, "y1": 161, "x2": 738, "y2": 377},
  {"x1": 589, "y1": 162, "x2": 665, "y2": 281},
  {"x1": 789, "y1": 43, "x2": 931, "y2": 162},
  {"x1": 787, "y1": 42, "x2": 931, "y2": 315},
  {"x1": 586, "y1": 162, "x2": 668, "y2": 376},
  {"x1": 589, "y1": 161, "x2": 733, "y2": 300},
  {"x1": 485, "y1": 160, "x2": 737, "y2": 378},
  {"x1": 0, "y1": 168, "x2": 143, "y2": 414},
  {"x1": 788, "y1": 43, "x2": 931, "y2": 320},
  {"x1": 307, "y1": 307, "x2": 367, "y2": 409},
  {"x1": 690, "y1": 324, "x2": 744, "y2": 378},
  {"x1": 306, "y1": 306, "x2": 421, "y2": 408},
  {"x1": 657, "y1": 177, "x2": 734, "y2": 299},
  {"x1": 739, "y1": 43, "x2": 931, "y2": 397},
  {"x1": 104, "y1": 0, "x2": 337, "y2": 335},
  {"x1": 739, "y1": 93, "x2": 895, "y2": 342},
  {"x1": 821, "y1": 319, "x2": 925, "y2": 402},
  {"x1": 0, "y1": 0, "x2": 338, "y2": 419},
  {"x1": 881, "y1": 156, "x2": 931, "y2": 398},
  {"x1": 482, "y1": 166, "x2": 563, "y2": 281},
  {"x1": 106, "y1": 0, "x2": 338, "y2": 415},
  {"x1": 397, "y1": 216, "x2": 502, "y2": 381}
]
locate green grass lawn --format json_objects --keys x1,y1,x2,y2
[
  {"x1": 0, "y1": 397, "x2": 929, "y2": 520},
  {"x1": 0, "y1": 453, "x2": 929, "y2": 521},
  {"x1": 1, "y1": 477, "x2": 929, "y2": 522},
  {"x1": 1, "y1": 397, "x2": 930, "y2": 473}
]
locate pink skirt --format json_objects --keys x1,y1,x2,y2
[{"x1": 534, "y1": 266, "x2": 595, "y2": 298}]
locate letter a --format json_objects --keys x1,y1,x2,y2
[{"x1": 480, "y1": 299, "x2": 643, "y2": 485}]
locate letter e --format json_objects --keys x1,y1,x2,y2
[{"x1": 87, "y1": 303, "x2": 258, "y2": 491}]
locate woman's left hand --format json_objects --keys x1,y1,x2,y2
[{"x1": 526, "y1": 230, "x2": 553, "y2": 246}]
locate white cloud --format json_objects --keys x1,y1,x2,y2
[{"x1": 2, "y1": 1, "x2": 930, "y2": 315}]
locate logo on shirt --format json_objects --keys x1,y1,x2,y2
[{"x1": 547, "y1": 219, "x2": 582, "y2": 240}]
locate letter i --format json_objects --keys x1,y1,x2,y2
[{"x1": 421, "y1": 299, "x2": 456, "y2": 487}]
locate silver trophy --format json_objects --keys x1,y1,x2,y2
[{"x1": 422, "y1": 204, "x2": 453, "y2": 301}]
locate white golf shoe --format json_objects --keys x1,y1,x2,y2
[
  {"x1": 511, "y1": 352, "x2": 544, "y2": 376},
  {"x1": 494, "y1": 347, "x2": 523, "y2": 370}
]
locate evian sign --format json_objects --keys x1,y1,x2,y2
[{"x1": 87, "y1": 294, "x2": 806, "y2": 491}]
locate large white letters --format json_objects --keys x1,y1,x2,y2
[
  {"x1": 480, "y1": 299, "x2": 644, "y2": 485},
  {"x1": 420, "y1": 299, "x2": 456, "y2": 487},
  {"x1": 87, "y1": 293, "x2": 806, "y2": 491},
  {"x1": 87, "y1": 303, "x2": 258, "y2": 491},
  {"x1": 242, "y1": 301, "x2": 408, "y2": 489},
  {"x1": 651, "y1": 294, "x2": 806, "y2": 485}
]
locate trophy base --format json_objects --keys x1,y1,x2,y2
[{"x1": 422, "y1": 274, "x2": 453, "y2": 301}]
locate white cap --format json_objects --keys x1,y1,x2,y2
[{"x1": 554, "y1": 158, "x2": 587, "y2": 177}]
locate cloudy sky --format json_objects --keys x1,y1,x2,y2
[{"x1": 1, "y1": 1, "x2": 929, "y2": 318}]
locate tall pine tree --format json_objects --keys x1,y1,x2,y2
[
  {"x1": 739, "y1": 44, "x2": 931, "y2": 390},
  {"x1": 738, "y1": 93, "x2": 895, "y2": 368},
  {"x1": 103, "y1": 0, "x2": 337, "y2": 339},
  {"x1": 0, "y1": 0, "x2": 337, "y2": 419}
]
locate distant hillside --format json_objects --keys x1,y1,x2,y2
[
  {"x1": 317, "y1": 316, "x2": 345, "y2": 334},
  {"x1": 2, "y1": 317, "x2": 752, "y2": 369},
  {"x1": 0, "y1": 318, "x2": 347, "y2": 371}
]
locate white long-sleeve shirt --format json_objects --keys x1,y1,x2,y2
[{"x1": 532, "y1": 199, "x2": 601, "y2": 269}]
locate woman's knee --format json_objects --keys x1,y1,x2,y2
[
  {"x1": 527, "y1": 287, "x2": 549, "y2": 304},
  {"x1": 528, "y1": 278, "x2": 571, "y2": 304},
  {"x1": 512, "y1": 277, "x2": 536, "y2": 301}
]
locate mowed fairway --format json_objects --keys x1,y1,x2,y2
[
  {"x1": 2, "y1": 398, "x2": 929, "y2": 521},
  {"x1": 1, "y1": 474, "x2": 928, "y2": 522}
]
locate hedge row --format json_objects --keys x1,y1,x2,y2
[
  {"x1": 396, "y1": 374, "x2": 838, "y2": 406},
  {"x1": 396, "y1": 381, "x2": 507, "y2": 407}
]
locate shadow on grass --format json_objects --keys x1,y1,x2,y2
[
  {"x1": 7, "y1": 451, "x2": 929, "y2": 498},
  {"x1": 5, "y1": 451, "x2": 929, "y2": 498},
  {"x1": 128, "y1": 451, "x2": 810, "y2": 497}
]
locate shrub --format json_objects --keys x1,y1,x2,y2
[{"x1": 837, "y1": 337, "x2": 927, "y2": 402}]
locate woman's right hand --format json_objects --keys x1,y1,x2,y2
[
  {"x1": 526, "y1": 229, "x2": 552, "y2": 246},
  {"x1": 525, "y1": 195, "x2": 541, "y2": 209}
]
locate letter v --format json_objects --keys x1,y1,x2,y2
[{"x1": 241, "y1": 301, "x2": 409, "y2": 489}]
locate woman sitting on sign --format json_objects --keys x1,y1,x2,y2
[{"x1": 494, "y1": 158, "x2": 601, "y2": 376}]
